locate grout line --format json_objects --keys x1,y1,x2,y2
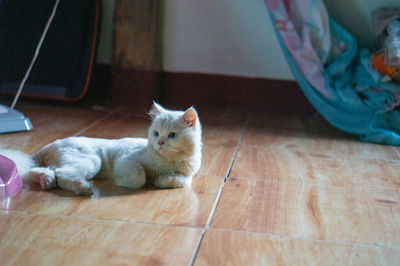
[
  {"x1": 208, "y1": 226, "x2": 400, "y2": 250},
  {"x1": 3, "y1": 209, "x2": 400, "y2": 251},
  {"x1": 188, "y1": 117, "x2": 250, "y2": 266},
  {"x1": 0, "y1": 175, "x2": 229, "y2": 229},
  {"x1": 188, "y1": 179, "x2": 225, "y2": 266},
  {"x1": 0, "y1": 209, "x2": 202, "y2": 230},
  {"x1": 188, "y1": 225, "x2": 207, "y2": 265},
  {"x1": 393, "y1": 147, "x2": 400, "y2": 159},
  {"x1": 225, "y1": 117, "x2": 249, "y2": 180},
  {"x1": 72, "y1": 107, "x2": 122, "y2": 136},
  {"x1": 225, "y1": 175, "x2": 400, "y2": 194},
  {"x1": 240, "y1": 144, "x2": 400, "y2": 164},
  {"x1": 205, "y1": 179, "x2": 226, "y2": 227}
]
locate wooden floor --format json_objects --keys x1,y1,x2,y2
[{"x1": 1, "y1": 101, "x2": 400, "y2": 265}]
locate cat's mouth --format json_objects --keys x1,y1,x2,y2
[{"x1": 154, "y1": 144, "x2": 179, "y2": 155}]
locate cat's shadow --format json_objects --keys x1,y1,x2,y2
[{"x1": 48, "y1": 180, "x2": 160, "y2": 198}]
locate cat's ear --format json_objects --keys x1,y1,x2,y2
[
  {"x1": 149, "y1": 102, "x2": 166, "y2": 119},
  {"x1": 182, "y1": 107, "x2": 197, "y2": 127}
]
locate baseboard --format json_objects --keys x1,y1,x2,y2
[
  {"x1": 111, "y1": 67, "x2": 161, "y2": 105},
  {"x1": 88, "y1": 65, "x2": 161, "y2": 107},
  {"x1": 161, "y1": 72, "x2": 313, "y2": 112},
  {"x1": 89, "y1": 65, "x2": 313, "y2": 112}
]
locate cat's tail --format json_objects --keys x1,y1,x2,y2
[{"x1": 0, "y1": 149, "x2": 37, "y2": 182}]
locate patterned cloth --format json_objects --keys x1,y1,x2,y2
[{"x1": 264, "y1": 0, "x2": 400, "y2": 145}]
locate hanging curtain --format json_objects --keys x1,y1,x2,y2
[{"x1": 264, "y1": 0, "x2": 400, "y2": 145}]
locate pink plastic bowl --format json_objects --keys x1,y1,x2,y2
[{"x1": 0, "y1": 154, "x2": 23, "y2": 198}]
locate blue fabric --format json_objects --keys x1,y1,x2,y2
[{"x1": 271, "y1": 16, "x2": 400, "y2": 145}]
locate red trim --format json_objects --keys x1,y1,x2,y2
[{"x1": 74, "y1": 0, "x2": 100, "y2": 101}]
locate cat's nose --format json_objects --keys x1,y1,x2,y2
[{"x1": 158, "y1": 140, "x2": 165, "y2": 146}]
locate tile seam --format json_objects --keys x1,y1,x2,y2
[
  {"x1": 207, "y1": 226, "x2": 400, "y2": 250},
  {"x1": 240, "y1": 144, "x2": 400, "y2": 163},
  {"x1": 188, "y1": 116, "x2": 250, "y2": 266},
  {"x1": 0, "y1": 175, "x2": 227, "y2": 227},
  {"x1": 225, "y1": 118, "x2": 249, "y2": 179},
  {"x1": 393, "y1": 147, "x2": 400, "y2": 159},
  {"x1": 222, "y1": 176, "x2": 400, "y2": 194},
  {"x1": 0, "y1": 209, "x2": 204, "y2": 230}
]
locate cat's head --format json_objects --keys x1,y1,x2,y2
[{"x1": 148, "y1": 102, "x2": 202, "y2": 157}]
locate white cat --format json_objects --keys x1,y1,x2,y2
[{"x1": 0, "y1": 103, "x2": 202, "y2": 196}]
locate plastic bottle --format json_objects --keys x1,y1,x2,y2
[{"x1": 384, "y1": 20, "x2": 400, "y2": 67}]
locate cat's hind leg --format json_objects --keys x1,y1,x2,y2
[
  {"x1": 54, "y1": 153, "x2": 102, "y2": 196},
  {"x1": 113, "y1": 157, "x2": 146, "y2": 189},
  {"x1": 29, "y1": 166, "x2": 93, "y2": 195},
  {"x1": 55, "y1": 166, "x2": 94, "y2": 196}
]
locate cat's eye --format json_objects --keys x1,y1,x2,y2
[
  {"x1": 153, "y1": 130, "x2": 159, "y2": 137},
  {"x1": 168, "y1": 132, "x2": 177, "y2": 139}
]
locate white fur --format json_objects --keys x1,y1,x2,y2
[
  {"x1": 0, "y1": 103, "x2": 202, "y2": 196},
  {"x1": 0, "y1": 149, "x2": 37, "y2": 183}
]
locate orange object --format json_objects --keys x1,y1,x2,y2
[{"x1": 371, "y1": 53, "x2": 400, "y2": 80}]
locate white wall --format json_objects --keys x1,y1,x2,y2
[
  {"x1": 162, "y1": 0, "x2": 294, "y2": 80},
  {"x1": 97, "y1": 0, "x2": 293, "y2": 79},
  {"x1": 97, "y1": 0, "x2": 400, "y2": 79}
]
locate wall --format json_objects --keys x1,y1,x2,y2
[
  {"x1": 97, "y1": 0, "x2": 294, "y2": 80},
  {"x1": 97, "y1": 0, "x2": 400, "y2": 80},
  {"x1": 324, "y1": 0, "x2": 400, "y2": 49},
  {"x1": 162, "y1": 0, "x2": 294, "y2": 80},
  {"x1": 161, "y1": 0, "x2": 400, "y2": 80}
]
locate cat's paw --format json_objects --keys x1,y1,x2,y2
[
  {"x1": 70, "y1": 180, "x2": 93, "y2": 196},
  {"x1": 29, "y1": 167, "x2": 57, "y2": 190},
  {"x1": 154, "y1": 175, "x2": 191, "y2": 188},
  {"x1": 54, "y1": 167, "x2": 93, "y2": 196}
]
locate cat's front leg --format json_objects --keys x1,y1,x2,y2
[
  {"x1": 154, "y1": 175, "x2": 192, "y2": 188},
  {"x1": 113, "y1": 157, "x2": 146, "y2": 189}
]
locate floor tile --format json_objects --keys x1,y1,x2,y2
[
  {"x1": 79, "y1": 107, "x2": 246, "y2": 146},
  {"x1": 198, "y1": 144, "x2": 236, "y2": 178},
  {"x1": 229, "y1": 147, "x2": 400, "y2": 191},
  {"x1": 247, "y1": 111, "x2": 329, "y2": 131},
  {"x1": 0, "y1": 212, "x2": 201, "y2": 266},
  {"x1": 1, "y1": 175, "x2": 223, "y2": 227},
  {"x1": 211, "y1": 178, "x2": 400, "y2": 246},
  {"x1": 77, "y1": 111, "x2": 150, "y2": 139},
  {"x1": 243, "y1": 125, "x2": 400, "y2": 161},
  {"x1": 195, "y1": 229, "x2": 400, "y2": 266},
  {"x1": 200, "y1": 109, "x2": 246, "y2": 146},
  {"x1": 0, "y1": 104, "x2": 232, "y2": 227},
  {"x1": 394, "y1": 146, "x2": 400, "y2": 157},
  {"x1": 3, "y1": 100, "x2": 400, "y2": 264},
  {"x1": 0, "y1": 104, "x2": 109, "y2": 153}
]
